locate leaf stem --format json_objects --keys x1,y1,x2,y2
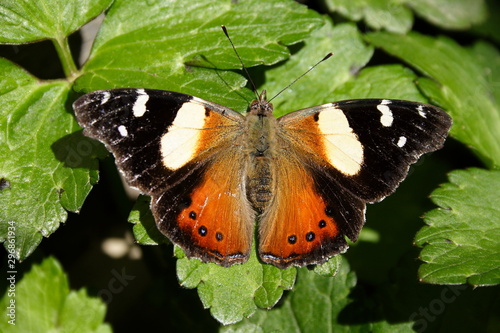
[{"x1": 53, "y1": 36, "x2": 78, "y2": 79}]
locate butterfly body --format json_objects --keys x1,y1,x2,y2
[
  {"x1": 74, "y1": 88, "x2": 451, "y2": 268},
  {"x1": 244, "y1": 91, "x2": 279, "y2": 211}
]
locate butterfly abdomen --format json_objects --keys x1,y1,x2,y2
[
  {"x1": 247, "y1": 156, "x2": 273, "y2": 211},
  {"x1": 245, "y1": 111, "x2": 279, "y2": 212}
]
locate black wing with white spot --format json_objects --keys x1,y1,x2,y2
[
  {"x1": 281, "y1": 98, "x2": 452, "y2": 204},
  {"x1": 72, "y1": 88, "x2": 244, "y2": 195},
  {"x1": 333, "y1": 99, "x2": 451, "y2": 202}
]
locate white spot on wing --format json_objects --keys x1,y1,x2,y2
[
  {"x1": 317, "y1": 107, "x2": 363, "y2": 176},
  {"x1": 160, "y1": 102, "x2": 206, "y2": 170},
  {"x1": 133, "y1": 89, "x2": 149, "y2": 117},
  {"x1": 101, "y1": 91, "x2": 110, "y2": 104},
  {"x1": 118, "y1": 125, "x2": 128, "y2": 137},
  {"x1": 417, "y1": 105, "x2": 427, "y2": 118},
  {"x1": 397, "y1": 136, "x2": 407, "y2": 147},
  {"x1": 377, "y1": 103, "x2": 393, "y2": 127},
  {"x1": 381, "y1": 99, "x2": 392, "y2": 105}
]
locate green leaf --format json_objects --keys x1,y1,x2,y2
[
  {"x1": 333, "y1": 64, "x2": 428, "y2": 102},
  {"x1": 263, "y1": 20, "x2": 374, "y2": 116},
  {"x1": 415, "y1": 168, "x2": 500, "y2": 286},
  {"x1": 0, "y1": 257, "x2": 110, "y2": 332},
  {"x1": 74, "y1": 0, "x2": 324, "y2": 112},
  {"x1": 313, "y1": 254, "x2": 342, "y2": 276},
  {"x1": 470, "y1": 41, "x2": 500, "y2": 109},
  {"x1": 323, "y1": 0, "x2": 487, "y2": 33},
  {"x1": 408, "y1": 0, "x2": 487, "y2": 30},
  {"x1": 323, "y1": 0, "x2": 413, "y2": 33},
  {"x1": 129, "y1": 195, "x2": 169, "y2": 245},
  {"x1": 0, "y1": 58, "x2": 99, "y2": 260},
  {"x1": 222, "y1": 256, "x2": 414, "y2": 332},
  {"x1": 365, "y1": 32, "x2": 500, "y2": 168},
  {"x1": 175, "y1": 245, "x2": 296, "y2": 325},
  {"x1": 0, "y1": 0, "x2": 112, "y2": 43}
]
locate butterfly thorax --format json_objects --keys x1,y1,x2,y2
[{"x1": 245, "y1": 91, "x2": 278, "y2": 211}]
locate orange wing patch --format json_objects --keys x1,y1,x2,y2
[
  {"x1": 279, "y1": 106, "x2": 364, "y2": 177},
  {"x1": 174, "y1": 157, "x2": 255, "y2": 266},
  {"x1": 160, "y1": 101, "x2": 243, "y2": 171},
  {"x1": 258, "y1": 157, "x2": 347, "y2": 268}
]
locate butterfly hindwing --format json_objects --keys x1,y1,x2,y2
[
  {"x1": 73, "y1": 89, "x2": 254, "y2": 265},
  {"x1": 258, "y1": 154, "x2": 363, "y2": 268}
]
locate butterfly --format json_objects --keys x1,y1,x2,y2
[{"x1": 73, "y1": 86, "x2": 451, "y2": 268}]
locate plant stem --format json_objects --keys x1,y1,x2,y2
[{"x1": 53, "y1": 36, "x2": 78, "y2": 79}]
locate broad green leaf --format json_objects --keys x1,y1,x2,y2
[
  {"x1": 470, "y1": 41, "x2": 500, "y2": 111},
  {"x1": 365, "y1": 32, "x2": 500, "y2": 168},
  {"x1": 175, "y1": 245, "x2": 296, "y2": 325},
  {"x1": 0, "y1": 58, "x2": 100, "y2": 260},
  {"x1": 323, "y1": 0, "x2": 486, "y2": 33},
  {"x1": 0, "y1": 257, "x2": 110, "y2": 332},
  {"x1": 332, "y1": 64, "x2": 428, "y2": 102},
  {"x1": 415, "y1": 168, "x2": 500, "y2": 286},
  {"x1": 408, "y1": 0, "x2": 487, "y2": 30},
  {"x1": 74, "y1": 0, "x2": 324, "y2": 112},
  {"x1": 262, "y1": 20, "x2": 373, "y2": 116},
  {"x1": 0, "y1": 0, "x2": 112, "y2": 43},
  {"x1": 222, "y1": 257, "x2": 414, "y2": 332},
  {"x1": 323, "y1": 0, "x2": 413, "y2": 33}
]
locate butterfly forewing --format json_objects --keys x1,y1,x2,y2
[{"x1": 279, "y1": 99, "x2": 452, "y2": 202}]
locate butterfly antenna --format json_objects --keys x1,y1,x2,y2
[
  {"x1": 268, "y1": 52, "x2": 333, "y2": 103},
  {"x1": 221, "y1": 25, "x2": 259, "y2": 100}
]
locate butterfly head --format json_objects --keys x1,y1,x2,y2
[{"x1": 249, "y1": 90, "x2": 273, "y2": 116}]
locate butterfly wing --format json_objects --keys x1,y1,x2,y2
[
  {"x1": 73, "y1": 89, "x2": 255, "y2": 266},
  {"x1": 258, "y1": 153, "x2": 363, "y2": 268},
  {"x1": 259, "y1": 99, "x2": 452, "y2": 268}
]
